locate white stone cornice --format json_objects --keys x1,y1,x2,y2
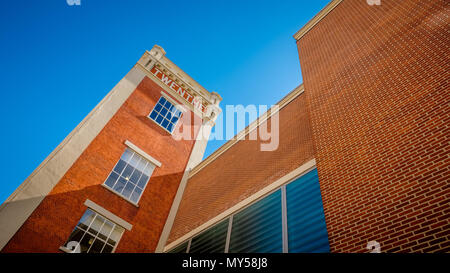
[{"x1": 138, "y1": 45, "x2": 222, "y2": 118}]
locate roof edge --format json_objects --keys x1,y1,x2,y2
[
  {"x1": 189, "y1": 84, "x2": 305, "y2": 178},
  {"x1": 293, "y1": 0, "x2": 343, "y2": 41}
]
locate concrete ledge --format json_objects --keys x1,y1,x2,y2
[
  {"x1": 124, "y1": 140, "x2": 162, "y2": 167},
  {"x1": 84, "y1": 199, "x2": 133, "y2": 231}
]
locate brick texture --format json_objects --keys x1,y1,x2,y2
[
  {"x1": 297, "y1": 0, "x2": 449, "y2": 252},
  {"x1": 167, "y1": 92, "x2": 316, "y2": 244},
  {"x1": 2, "y1": 76, "x2": 200, "y2": 253}
]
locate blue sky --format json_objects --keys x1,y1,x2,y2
[{"x1": 0, "y1": 0, "x2": 329, "y2": 203}]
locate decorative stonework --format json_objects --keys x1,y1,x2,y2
[{"x1": 137, "y1": 45, "x2": 222, "y2": 121}]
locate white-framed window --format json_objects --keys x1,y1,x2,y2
[
  {"x1": 61, "y1": 209, "x2": 125, "y2": 253},
  {"x1": 149, "y1": 96, "x2": 182, "y2": 133},
  {"x1": 103, "y1": 148, "x2": 156, "y2": 204}
]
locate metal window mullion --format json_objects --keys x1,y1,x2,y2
[
  {"x1": 186, "y1": 239, "x2": 192, "y2": 253},
  {"x1": 224, "y1": 215, "x2": 233, "y2": 253},
  {"x1": 281, "y1": 185, "x2": 289, "y2": 253}
]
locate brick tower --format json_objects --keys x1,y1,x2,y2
[{"x1": 0, "y1": 45, "x2": 222, "y2": 253}]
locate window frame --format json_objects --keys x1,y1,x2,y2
[
  {"x1": 148, "y1": 94, "x2": 184, "y2": 134},
  {"x1": 102, "y1": 146, "x2": 158, "y2": 206},
  {"x1": 60, "y1": 208, "x2": 126, "y2": 253}
]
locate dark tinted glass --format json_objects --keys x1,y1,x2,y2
[
  {"x1": 229, "y1": 190, "x2": 282, "y2": 253},
  {"x1": 189, "y1": 219, "x2": 229, "y2": 253},
  {"x1": 286, "y1": 169, "x2": 330, "y2": 253}
]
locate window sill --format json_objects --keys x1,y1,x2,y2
[{"x1": 101, "y1": 184, "x2": 140, "y2": 208}]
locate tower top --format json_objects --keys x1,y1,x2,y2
[{"x1": 136, "y1": 45, "x2": 222, "y2": 121}]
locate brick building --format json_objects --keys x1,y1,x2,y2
[{"x1": 0, "y1": 0, "x2": 448, "y2": 253}]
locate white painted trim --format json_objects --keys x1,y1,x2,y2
[
  {"x1": 281, "y1": 185, "x2": 288, "y2": 253},
  {"x1": 154, "y1": 168, "x2": 192, "y2": 252},
  {"x1": 124, "y1": 140, "x2": 162, "y2": 168},
  {"x1": 160, "y1": 91, "x2": 187, "y2": 112},
  {"x1": 84, "y1": 199, "x2": 132, "y2": 231},
  {"x1": 163, "y1": 158, "x2": 316, "y2": 252},
  {"x1": 293, "y1": 0, "x2": 343, "y2": 40},
  {"x1": 224, "y1": 215, "x2": 233, "y2": 253}
]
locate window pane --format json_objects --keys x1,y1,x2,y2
[
  {"x1": 128, "y1": 153, "x2": 140, "y2": 169},
  {"x1": 154, "y1": 103, "x2": 162, "y2": 112},
  {"x1": 79, "y1": 233, "x2": 95, "y2": 253},
  {"x1": 161, "y1": 118, "x2": 169, "y2": 129},
  {"x1": 130, "y1": 187, "x2": 142, "y2": 203},
  {"x1": 156, "y1": 114, "x2": 164, "y2": 124},
  {"x1": 229, "y1": 190, "x2": 282, "y2": 253},
  {"x1": 286, "y1": 169, "x2": 330, "y2": 253},
  {"x1": 102, "y1": 244, "x2": 114, "y2": 253},
  {"x1": 143, "y1": 163, "x2": 155, "y2": 176},
  {"x1": 65, "y1": 227, "x2": 84, "y2": 248},
  {"x1": 189, "y1": 219, "x2": 229, "y2": 253},
  {"x1": 77, "y1": 209, "x2": 95, "y2": 230},
  {"x1": 108, "y1": 225, "x2": 124, "y2": 246},
  {"x1": 113, "y1": 177, "x2": 127, "y2": 193},
  {"x1": 137, "y1": 159, "x2": 147, "y2": 172},
  {"x1": 104, "y1": 172, "x2": 119, "y2": 188},
  {"x1": 159, "y1": 97, "x2": 166, "y2": 104},
  {"x1": 113, "y1": 159, "x2": 127, "y2": 174},
  {"x1": 120, "y1": 148, "x2": 133, "y2": 162},
  {"x1": 121, "y1": 165, "x2": 134, "y2": 180},
  {"x1": 168, "y1": 241, "x2": 188, "y2": 253},
  {"x1": 88, "y1": 215, "x2": 105, "y2": 236},
  {"x1": 89, "y1": 238, "x2": 106, "y2": 253},
  {"x1": 122, "y1": 182, "x2": 135, "y2": 199},
  {"x1": 130, "y1": 169, "x2": 142, "y2": 184},
  {"x1": 98, "y1": 220, "x2": 114, "y2": 241},
  {"x1": 137, "y1": 174, "x2": 149, "y2": 189},
  {"x1": 167, "y1": 123, "x2": 174, "y2": 132},
  {"x1": 150, "y1": 111, "x2": 158, "y2": 120},
  {"x1": 164, "y1": 100, "x2": 173, "y2": 109},
  {"x1": 160, "y1": 107, "x2": 168, "y2": 117}
]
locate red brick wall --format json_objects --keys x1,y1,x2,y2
[
  {"x1": 297, "y1": 0, "x2": 449, "y2": 252},
  {"x1": 2, "y1": 76, "x2": 201, "y2": 253},
  {"x1": 167, "y1": 92, "x2": 316, "y2": 244}
]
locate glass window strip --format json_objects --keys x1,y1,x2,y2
[{"x1": 166, "y1": 168, "x2": 329, "y2": 254}]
